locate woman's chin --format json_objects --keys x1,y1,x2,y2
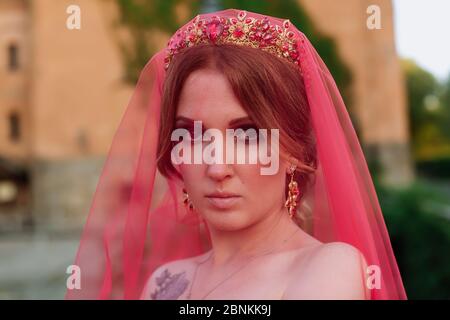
[{"x1": 202, "y1": 210, "x2": 251, "y2": 231}]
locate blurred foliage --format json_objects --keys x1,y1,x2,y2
[
  {"x1": 402, "y1": 59, "x2": 450, "y2": 163},
  {"x1": 115, "y1": 0, "x2": 202, "y2": 82},
  {"x1": 376, "y1": 178, "x2": 450, "y2": 299},
  {"x1": 440, "y1": 76, "x2": 450, "y2": 139},
  {"x1": 416, "y1": 156, "x2": 450, "y2": 180},
  {"x1": 114, "y1": 0, "x2": 353, "y2": 114},
  {"x1": 117, "y1": 0, "x2": 188, "y2": 31}
]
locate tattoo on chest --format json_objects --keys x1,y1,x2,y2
[{"x1": 150, "y1": 268, "x2": 189, "y2": 300}]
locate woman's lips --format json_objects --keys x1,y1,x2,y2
[{"x1": 205, "y1": 195, "x2": 241, "y2": 209}]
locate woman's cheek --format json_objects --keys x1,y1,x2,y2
[
  {"x1": 179, "y1": 164, "x2": 206, "y2": 197},
  {"x1": 243, "y1": 164, "x2": 284, "y2": 202}
]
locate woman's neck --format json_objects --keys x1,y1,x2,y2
[{"x1": 205, "y1": 205, "x2": 300, "y2": 268}]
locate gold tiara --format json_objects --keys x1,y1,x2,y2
[{"x1": 164, "y1": 10, "x2": 302, "y2": 70}]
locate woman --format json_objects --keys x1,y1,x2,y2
[{"x1": 66, "y1": 9, "x2": 407, "y2": 300}]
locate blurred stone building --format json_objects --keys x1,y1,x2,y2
[{"x1": 0, "y1": 0, "x2": 412, "y2": 233}]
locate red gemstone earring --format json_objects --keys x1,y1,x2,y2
[
  {"x1": 285, "y1": 164, "x2": 300, "y2": 218},
  {"x1": 182, "y1": 187, "x2": 194, "y2": 211}
]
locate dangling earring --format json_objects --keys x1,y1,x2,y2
[
  {"x1": 285, "y1": 164, "x2": 300, "y2": 219},
  {"x1": 182, "y1": 187, "x2": 194, "y2": 211}
]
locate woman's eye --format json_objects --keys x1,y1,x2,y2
[
  {"x1": 184, "y1": 129, "x2": 202, "y2": 141},
  {"x1": 235, "y1": 127, "x2": 259, "y2": 143},
  {"x1": 175, "y1": 129, "x2": 200, "y2": 146}
]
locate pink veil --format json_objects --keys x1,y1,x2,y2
[{"x1": 65, "y1": 8, "x2": 407, "y2": 300}]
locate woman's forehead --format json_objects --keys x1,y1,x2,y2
[{"x1": 176, "y1": 69, "x2": 249, "y2": 125}]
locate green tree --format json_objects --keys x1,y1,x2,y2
[
  {"x1": 402, "y1": 59, "x2": 438, "y2": 140},
  {"x1": 402, "y1": 59, "x2": 450, "y2": 160},
  {"x1": 438, "y1": 75, "x2": 450, "y2": 139},
  {"x1": 115, "y1": 0, "x2": 202, "y2": 82},
  {"x1": 378, "y1": 179, "x2": 450, "y2": 299}
]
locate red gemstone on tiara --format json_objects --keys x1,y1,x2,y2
[
  {"x1": 289, "y1": 50, "x2": 299, "y2": 60},
  {"x1": 232, "y1": 27, "x2": 244, "y2": 38},
  {"x1": 205, "y1": 20, "x2": 223, "y2": 42},
  {"x1": 263, "y1": 33, "x2": 273, "y2": 41}
]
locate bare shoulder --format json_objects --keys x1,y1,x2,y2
[
  {"x1": 311, "y1": 242, "x2": 368, "y2": 267},
  {"x1": 284, "y1": 242, "x2": 370, "y2": 300},
  {"x1": 140, "y1": 252, "x2": 209, "y2": 300}
]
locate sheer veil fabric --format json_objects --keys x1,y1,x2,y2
[{"x1": 65, "y1": 8, "x2": 407, "y2": 300}]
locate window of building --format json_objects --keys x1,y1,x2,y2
[
  {"x1": 9, "y1": 112, "x2": 21, "y2": 142},
  {"x1": 8, "y1": 43, "x2": 19, "y2": 71}
]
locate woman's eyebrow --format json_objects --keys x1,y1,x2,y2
[
  {"x1": 174, "y1": 116, "x2": 253, "y2": 128},
  {"x1": 175, "y1": 116, "x2": 193, "y2": 124},
  {"x1": 228, "y1": 116, "x2": 253, "y2": 127},
  {"x1": 174, "y1": 116, "x2": 196, "y2": 129}
]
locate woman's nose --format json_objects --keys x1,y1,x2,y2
[{"x1": 206, "y1": 163, "x2": 233, "y2": 182}]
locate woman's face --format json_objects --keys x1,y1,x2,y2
[{"x1": 173, "y1": 68, "x2": 289, "y2": 231}]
